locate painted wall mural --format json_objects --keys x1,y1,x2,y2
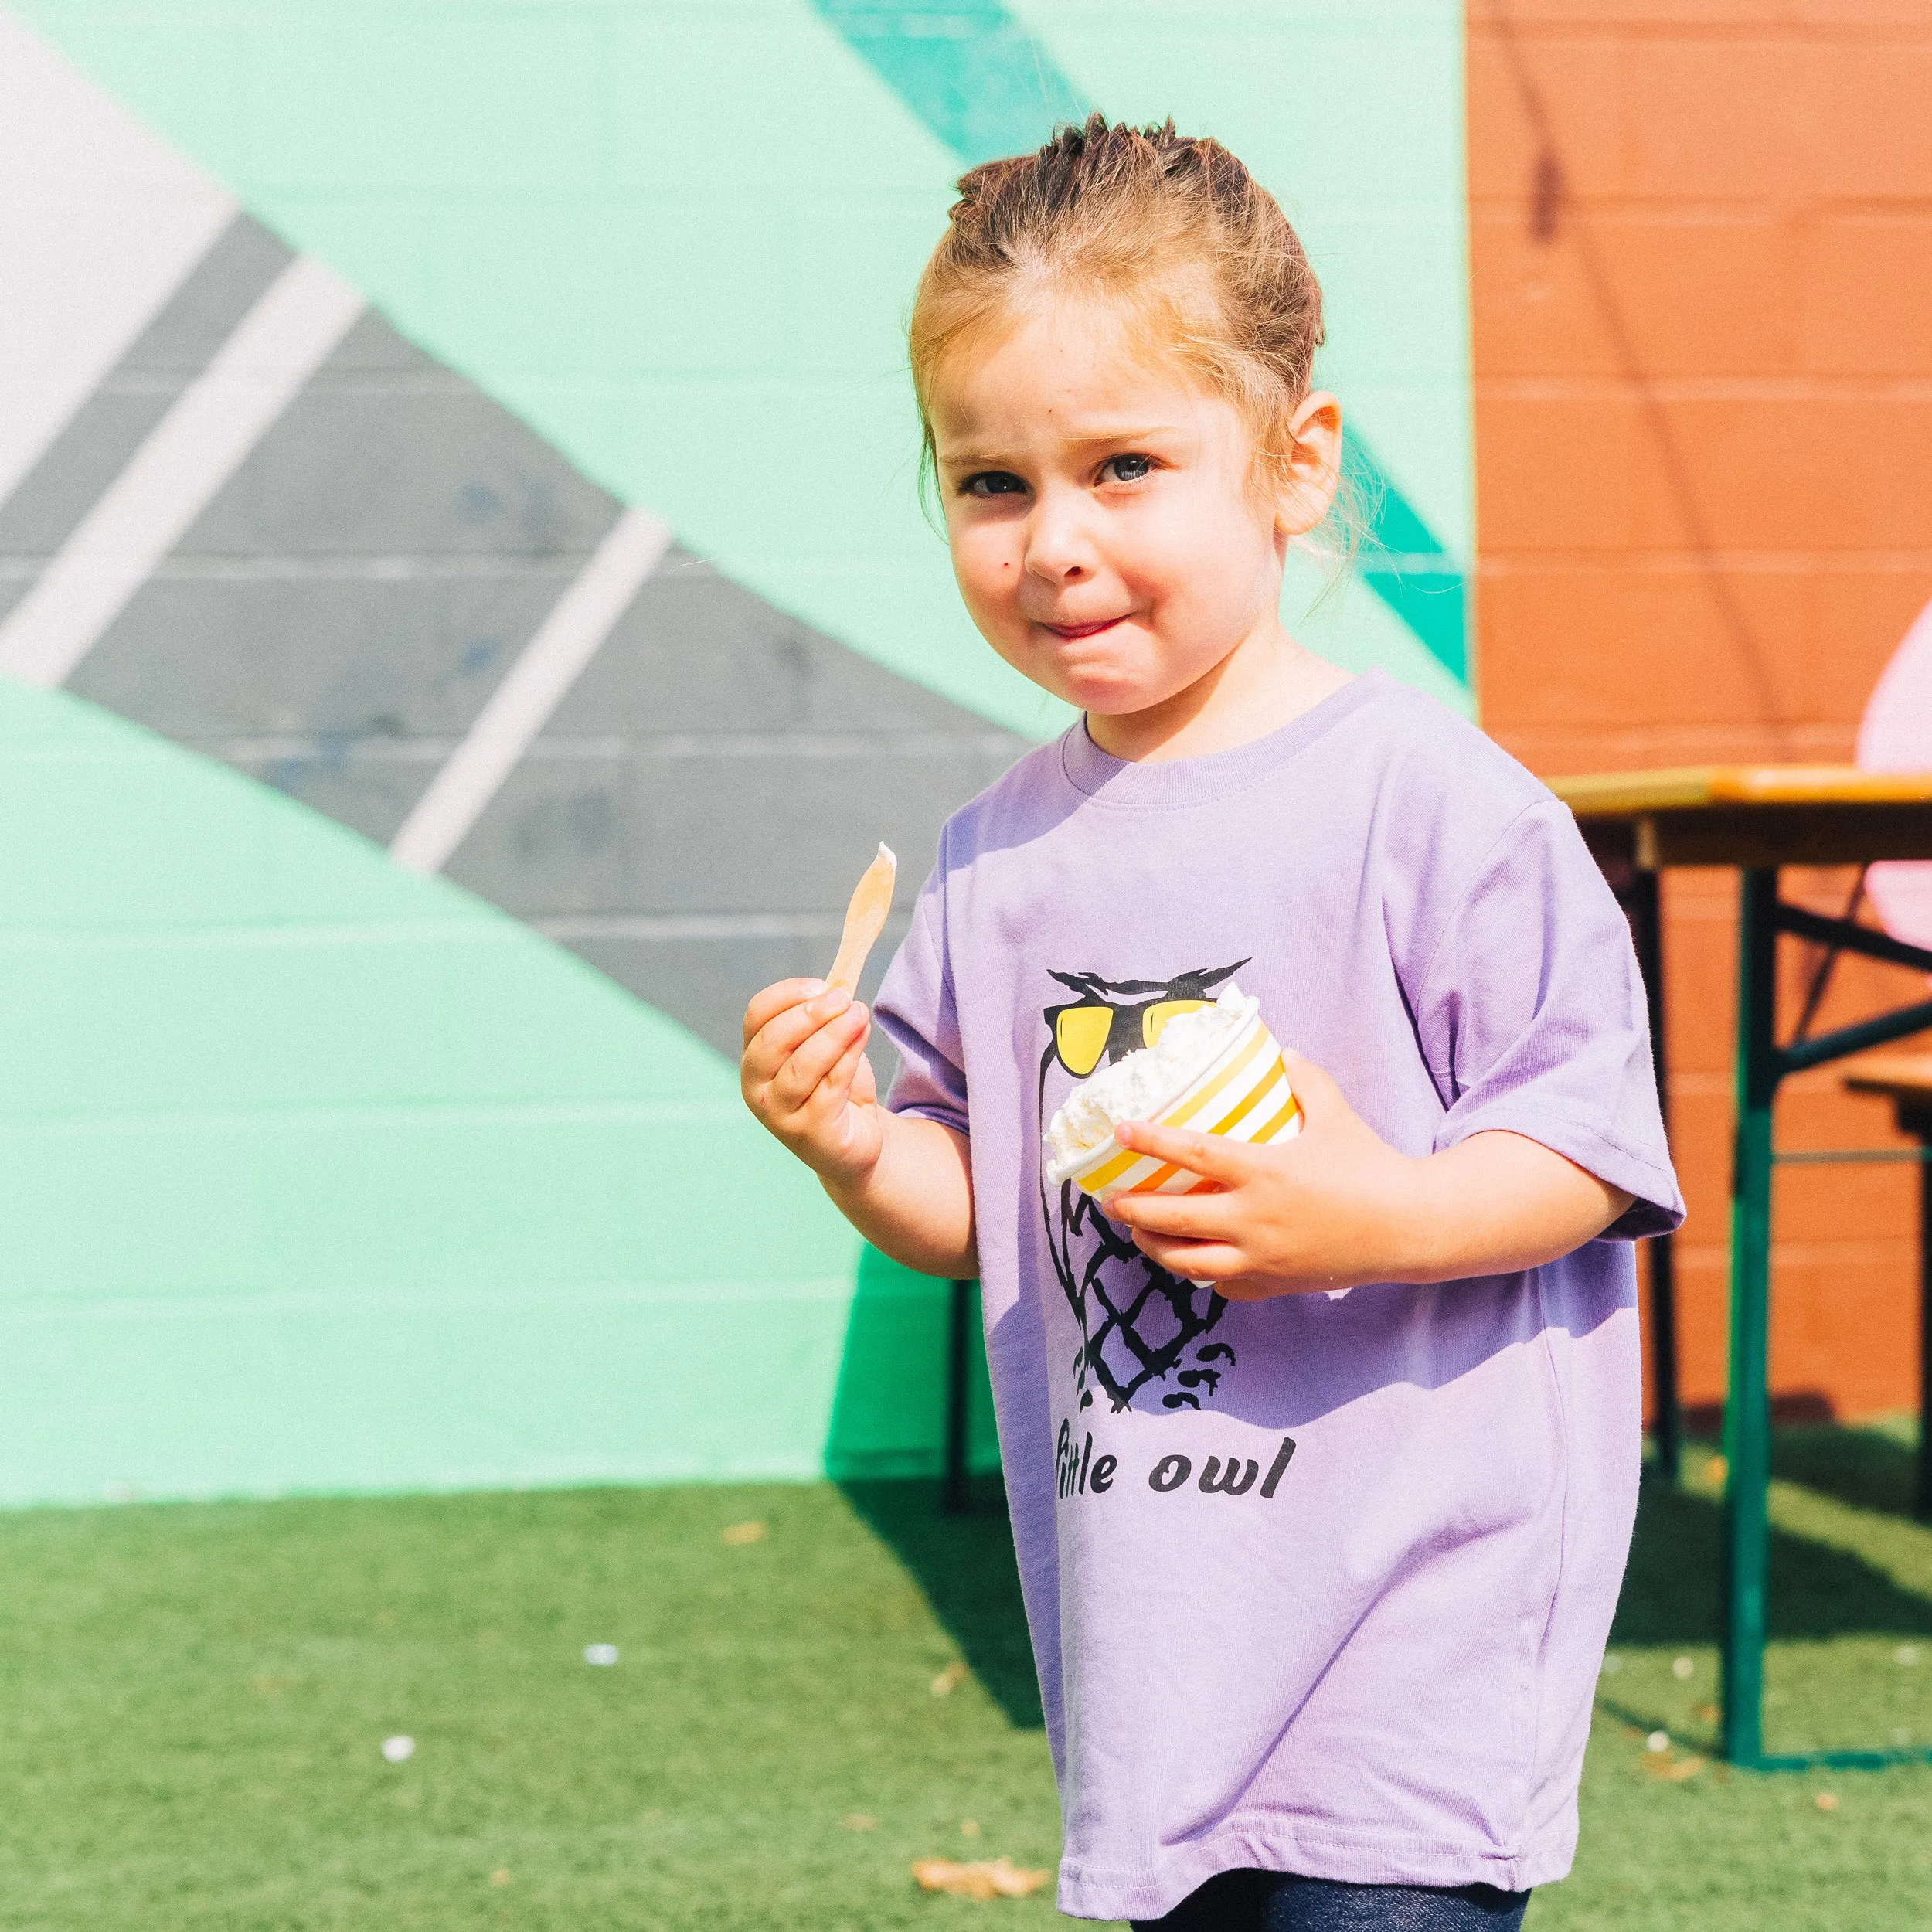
[{"x1": 0, "y1": 2, "x2": 1474, "y2": 1502}]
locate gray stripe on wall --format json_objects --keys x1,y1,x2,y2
[
  {"x1": 39, "y1": 270, "x2": 1022, "y2": 1058},
  {"x1": 445, "y1": 548, "x2": 1024, "y2": 1055},
  {"x1": 67, "y1": 308, "x2": 627, "y2": 844},
  {"x1": 392, "y1": 507, "x2": 675, "y2": 875},
  {"x1": 0, "y1": 254, "x2": 366, "y2": 689},
  {"x1": 0, "y1": 216, "x2": 291, "y2": 621}
]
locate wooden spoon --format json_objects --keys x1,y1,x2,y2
[{"x1": 825, "y1": 842, "x2": 896, "y2": 995}]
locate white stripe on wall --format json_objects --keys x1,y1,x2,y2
[
  {"x1": 389, "y1": 507, "x2": 675, "y2": 876},
  {"x1": 0, "y1": 254, "x2": 366, "y2": 690},
  {"x1": 0, "y1": 15, "x2": 236, "y2": 505}
]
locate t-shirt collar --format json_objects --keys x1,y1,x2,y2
[{"x1": 1058, "y1": 668, "x2": 1392, "y2": 808}]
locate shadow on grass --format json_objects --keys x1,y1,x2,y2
[
  {"x1": 841, "y1": 1434, "x2": 1932, "y2": 1735},
  {"x1": 1773, "y1": 1420, "x2": 1920, "y2": 1521},
  {"x1": 824, "y1": 1249, "x2": 1041, "y2": 1726},
  {"x1": 860, "y1": 1439, "x2": 1932, "y2": 1735},
  {"x1": 1614, "y1": 1445, "x2": 1932, "y2": 1650},
  {"x1": 838, "y1": 1478, "x2": 1043, "y2": 1730}
]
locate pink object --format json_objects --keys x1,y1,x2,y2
[{"x1": 1858, "y1": 597, "x2": 1932, "y2": 962}]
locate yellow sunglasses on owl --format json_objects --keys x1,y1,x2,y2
[{"x1": 1053, "y1": 999, "x2": 1212, "y2": 1080}]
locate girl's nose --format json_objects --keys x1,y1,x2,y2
[{"x1": 1024, "y1": 494, "x2": 1099, "y2": 583}]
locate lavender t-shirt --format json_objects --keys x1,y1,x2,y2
[{"x1": 873, "y1": 672, "x2": 1683, "y2": 1923}]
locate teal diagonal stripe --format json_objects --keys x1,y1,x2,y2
[
  {"x1": 810, "y1": 0, "x2": 1471, "y2": 689},
  {"x1": 811, "y1": 0, "x2": 1083, "y2": 167},
  {"x1": 1345, "y1": 425, "x2": 1468, "y2": 685}
]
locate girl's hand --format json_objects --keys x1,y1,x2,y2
[
  {"x1": 1103, "y1": 1053, "x2": 1416, "y2": 1298},
  {"x1": 1103, "y1": 1052, "x2": 1634, "y2": 1298},
  {"x1": 741, "y1": 978, "x2": 884, "y2": 1187}
]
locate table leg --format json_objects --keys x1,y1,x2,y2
[
  {"x1": 1920, "y1": 1148, "x2": 1932, "y2": 1525},
  {"x1": 1628, "y1": 867, "x2": 1681, "y2": 1481},
  {"x1": 1648, "y1": 1234, "x2": 1682, "y2": 1483},
  {"x1": 944, "y1": 1278, "x2": 972, "y2": 1517},
  {"x1": 1722, "y1": 868, "x2": 1780, "y2": 1766}
]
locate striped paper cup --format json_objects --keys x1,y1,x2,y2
[
  {"x1": 1056, "y1": 1005, "x2": 1302, "y2": 1206},
  {"x1": 1056, "y1": 1009, "x2": 1301, "y2": 1290}
]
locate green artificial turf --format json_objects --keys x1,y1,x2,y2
[{"x1": 0, "y1": 1429, "x2": 1929, "y2": 1930}]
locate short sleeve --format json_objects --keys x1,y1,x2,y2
[
  {"x1": 1416, "y1": 799, "x2": 1684, "y2": 1240},
  {"x1": 873, "y1": 859, "x2": 969, "y2": 1139}
]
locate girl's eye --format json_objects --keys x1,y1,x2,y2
[
  {"x1": 961, "y1": 471, "x2": 1027, "y2": 498},
  {"x1": 1100, "y1": 453, "x2": 1154, "y2": 484}
]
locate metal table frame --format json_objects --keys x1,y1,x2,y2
[
  {"x1": 944, "y1": 1277, "x2": 977, "y2": 1515},
  {"x1": 1612, "y1": 864, "x2": 1682, "y2": 1481},
  {"x1": 1555, "y1": 767, "x2": 1932, "y2": 1770},
  {"x1": 1723, "y1": 874, "x2": 1932, "y2": 1767}
]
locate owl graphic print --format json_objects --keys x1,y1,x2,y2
[{"x1": 1038, "y1": 959, "x2": 1252, "y2": 1417}]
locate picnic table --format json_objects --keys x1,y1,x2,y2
[{"x1": 1550, "y1": 765, "x2": 1932, "y2": 1769}]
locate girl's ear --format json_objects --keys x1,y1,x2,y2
[{"x1": 1275, "y1": 390, "x2": 1343, "y2": 539}]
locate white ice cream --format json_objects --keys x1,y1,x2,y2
[{"x1": 1043, "y1": 985, "x2": 1258, "y2": 1185}]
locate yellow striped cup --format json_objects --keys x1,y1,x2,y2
[{"x1": 1056, "y1": 1009, "x2": 1302, "y2": 1247}]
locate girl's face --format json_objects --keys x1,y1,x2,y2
[{"x1": 927, "y1": 297, "x2": 1338, "y2": 732}]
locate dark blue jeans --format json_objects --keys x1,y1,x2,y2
[{"x1": 1131, "y1": 1869, "x2": 1530, "y2": 1931}]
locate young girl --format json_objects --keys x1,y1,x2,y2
[{"x1": 742, "y1": 117, "x2": 1681, "y2": 1930}]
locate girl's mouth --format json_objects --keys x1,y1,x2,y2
[{"x1": 1041, "y1": 616, "x2": 1128, "y2": 641}]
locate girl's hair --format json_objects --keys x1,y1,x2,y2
[{"x1": 909, "y1": 114, "x2": 1332, "y2": 512}]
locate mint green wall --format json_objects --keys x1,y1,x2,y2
[
  {"x1": 12, "y1": 0, "x2": 1473, "y2": 730},
  {"x1": 0, "y1": 680, "x2": 996, "y2": 1503},
  {"x1": 2, "y1": 2, "x2": 1468, "y2": 1505}
]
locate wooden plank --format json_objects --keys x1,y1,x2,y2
[
  {"x1": 1553, "y1": 765, "x2": 1932, "y2": 817},
  {"x1": 1553, "y1": 767, "x2": 1729, "y2": 814}
]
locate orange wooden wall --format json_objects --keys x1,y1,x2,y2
[{"x1": 1467, "y1": 1, "x2": 1932, "y2": 1423}]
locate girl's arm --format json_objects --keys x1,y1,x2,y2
[
  {"x1": 741, "y1": 979, "x2": 976, "y2": 1279},
  {"x1": 1103, "y1": 1051, "x2": 1633, "y2": 1298}
]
